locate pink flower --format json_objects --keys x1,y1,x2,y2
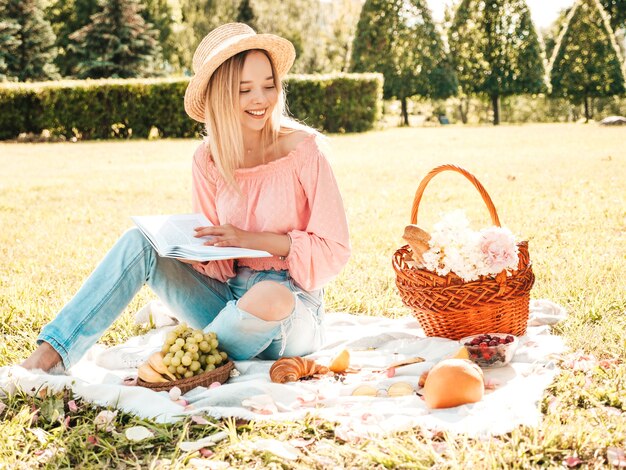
[{"x1": 479, "y1": 227, "x2": 519, "y2": 273}]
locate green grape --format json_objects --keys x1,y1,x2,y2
[
  {"x1": 192, "y1": 352, "x2": 200, "y2": 361},
  {"x1": 175, "y1": 338, "x2": 185, "y2": 348},
  {"x1": 161, "y1": 344, "x2": 170, "y2": 354},
  {"x1": 162, "y1": 354, "x2": 172, "y2": 366},
  {"x1": 190, "y1": 361, "x2": 201, "y2": 372},
  {"x1": 184, "y1": 370, "x2": 194, "y2": 378},
  {"x1": 199, "y1": 355, "x2": 206, "y2": 365},
  {"x1": 205, "y1": 364, "x2": 215, "y2": 372},
  {"x1": 174, "y1": 350, "x2": 185, "y2": 359},
  {"x1": 193, "y1": 332, "x2": 204, "y2": 343},
  {"x1": 170, "y1": 356, "x2": 181, "y2": 367},
  {"x1": 199, "y1": 340, "x2": 210, "y2": 352},
  {"x1": 210, "y1": 339, "x2": 219, "y2": 349},
  {"x1": 186, "y1": 344, "x2": 199, "y2": 353},
  {"x1": 220, "y1": 351, "x2": 228, "y2": 360},
  {"x1": 167, "y1": 365, "x2": 177, "y2": 374},
  {"x1": 207, "y1": 355, "x2": 216, "y2": 364},
  {"x1": 181, "y1": 355, "x2": 192, "y2": 366},
  {"x1": 214, "y1": 354, "x2": 223, "y2": 365},
  {"x1": 165, "y1": 332, "x2": 177, "y2": 344},
  {"x1": 176, "y1": 365, "x2": 186, "y2": 376},
  {"x1": 174, "y1": 324, "x2": 186, "y2": 335},
  {"x1": 169, "y1": 343, "x2": 181, "y2": 353}
]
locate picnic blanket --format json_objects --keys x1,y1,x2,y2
[{"x1": 0, "y1": 299, "x2": 567, "y2": 439}]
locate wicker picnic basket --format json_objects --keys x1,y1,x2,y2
[
  {"x1": 392, "y1": 164, "x2": 535, "y2": 340},
  {"x1": 137, "y1": 360, "x2": 234, "y2": 394}
]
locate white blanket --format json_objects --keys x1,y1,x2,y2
[{"x1": 0, "y1": 300, "x2": 566, "y2": 439}]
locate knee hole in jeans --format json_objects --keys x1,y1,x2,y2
[{"x1": 237, "y1": 280, "x2": 295, "y2": 322}]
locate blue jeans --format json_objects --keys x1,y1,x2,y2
[{"x1": 38, "y1": 228, "x2": 325, "y2": 368}]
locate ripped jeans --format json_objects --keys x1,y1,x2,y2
[{"x1": 38, "y1": 228, "x2": 325, "y2": 368}]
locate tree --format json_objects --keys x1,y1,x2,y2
[
  {"x1": 139, "y1": 0, "x2": 177, "y2": 73},
  {"x1": 237, "y1": 0, "x2": 256, "y2": 29},
  {"x1": 351, "y1": 0, "x2": 457, "y2": 126},
  {"x1": 46, "y1": 0, "x2": 99, "y2": 77},
  {"x1": 0, "y1": 0, "x2": 59, "y2": 81},
  {"x1": 449, "y1": 0, "x2": 546, "y2": 125},
  {"x1": 599, "y1": 0, "x2": 626, "y2": 32},
  {"x1": 175, "y1": 0, "x2": 237, "y2": 73},
  {"x1": 321, "y1": 0, "x2": 363, "y2": 73},
  {"x1": 0, "y1": 17, "x2": 20, "y2": 81},
  {"x1": 252, "y1": 0, "x2": 327, "y2": 73},
  {"x1": 69, "y1": 0, "x2": 162, "y2": 78},
  {"x1": 549, "y1": 0, "x2": 626, "y2": 121}
]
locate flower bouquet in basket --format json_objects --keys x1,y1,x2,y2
[{"x1": 392, "y1": 165, "x2": 535, "y2": 340}]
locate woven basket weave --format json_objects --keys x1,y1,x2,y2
[
  {"x1": 392, "y1": 165, "x2": 535, "y2": 340},
  {"x1": 137, "y1": 360, "x2": 234, "y2": 394}
]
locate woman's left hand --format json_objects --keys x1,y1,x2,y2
[{"x1": 194, "y1": 224, "x2": 251, "y2": 248}]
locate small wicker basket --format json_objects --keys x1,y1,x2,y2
[
  {"x1": 392, "y1": 165, "x2": 535, "y2": 340},
  {"x1": 137, "y1": 360, "x2": 234, "y2": 394}
]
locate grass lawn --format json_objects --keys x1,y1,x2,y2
[{"x1": 0, "y1": 123, "x2": 625, "y2": 468}]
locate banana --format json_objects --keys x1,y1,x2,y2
[
  {"x1": 138, "y1": 363, "x2": 169, "y2": 383},
  {"x1": 148, "y1": 352, "x2": 176, "y2": 380}
]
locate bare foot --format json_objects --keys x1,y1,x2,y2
[{"x1": 21, "y1": 341, "x2": 63, "y2": 372}]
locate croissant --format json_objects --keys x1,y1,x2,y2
[{"x1": 269, "y1": 357, "x2": 329, "y2": 383}]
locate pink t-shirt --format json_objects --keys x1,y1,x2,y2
[{"x1": 191, "y1": 133, "x2": 351, "y2": 292}]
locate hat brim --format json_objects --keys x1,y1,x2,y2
[{"x1": 184, "y1": 34, "x2": 295, "y2": 123}]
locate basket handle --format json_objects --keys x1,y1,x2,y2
[{"x1": 410, "y1": 164, "x2": 501, "y2": 227}]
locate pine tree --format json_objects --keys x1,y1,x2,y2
[
  {"x1": 46, "y1": 0, "x2": 99, "y2": 77},
  {"x1": 69, "y1": 0, "x2": 162, "y2": 78},
  {"x1": 449, "y1": 0, "x2": 546, "y2": 125},
  {"x1": 549, "y1": 0, "x2": 626, "y2": 121},
  {"x1": 0, "y1": 17, "x2": 20, "y2": 81},
  {"x1": 237, "y1": 0, "x2": 256, "y2": 29},
  {"x1": 0, "y1": 0, "x2": 59, "y2": 81},
  {"x1": 351, "y1": 0, "x2": 457, "y2": 126}
]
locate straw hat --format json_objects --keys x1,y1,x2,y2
[{"x1": 184, "y1": 23, "x2": 296, "y2": 123}]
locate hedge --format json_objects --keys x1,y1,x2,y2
[{"x1": 0, "y1": 73, "x2": 383, "y2": 140}]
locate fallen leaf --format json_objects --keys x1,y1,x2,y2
[
  {"x1": 179, "y1": 431, "x2": 229, "y2": 452},
  {"x1": 29, "y1": 427, "x2": 49, "y2": 444},
  {"x1": 288, "y1": 438, "x2": 315, "y2": 448},
  {"x1": 249, "y1": 438, "x2": 299, "y2": 461},
  {"x1": 94, "y1": 410, "x2": 117, "y2": 433},
  {"x1": 608, "y1": 447, "x2": 626, "y2": 467},
  {"x1": 86, "y1": 435, "x2": 98, "y2": 446},
  {"x1": 67, "y1": 400, "x2": 78, "y2": 412},
  {"x1": 190, "y1": 415, "x2": 210, "y2": 425},
  {"x1": 125, "y1": 426, "x2": 154, "y2": 442}
]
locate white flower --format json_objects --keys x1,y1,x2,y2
[{"x1": 421, "y1": 210, "x2": 519, "y2": 282}]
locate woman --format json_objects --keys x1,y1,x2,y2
[{"x1": 22, "y1": 23, "x2": 350, "y2": 371}]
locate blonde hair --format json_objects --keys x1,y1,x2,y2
[{"x1": 202, "y1": 49, "x2": 311, "y2": 190}]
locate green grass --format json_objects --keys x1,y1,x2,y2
[{"x1": 1, "y1": 123, "x2": 625, "y2": 468}]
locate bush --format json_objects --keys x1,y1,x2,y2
[{"x1": 0, "y1": 73, "x2": 383, "y2": 140}]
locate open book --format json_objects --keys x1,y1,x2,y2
[{"x1": 131, "y1": 213, "x2": 272, "y2": 262}]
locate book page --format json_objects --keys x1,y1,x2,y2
[{"x1": 131, "y1": 214, "x2": 271, "y2": 261}]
